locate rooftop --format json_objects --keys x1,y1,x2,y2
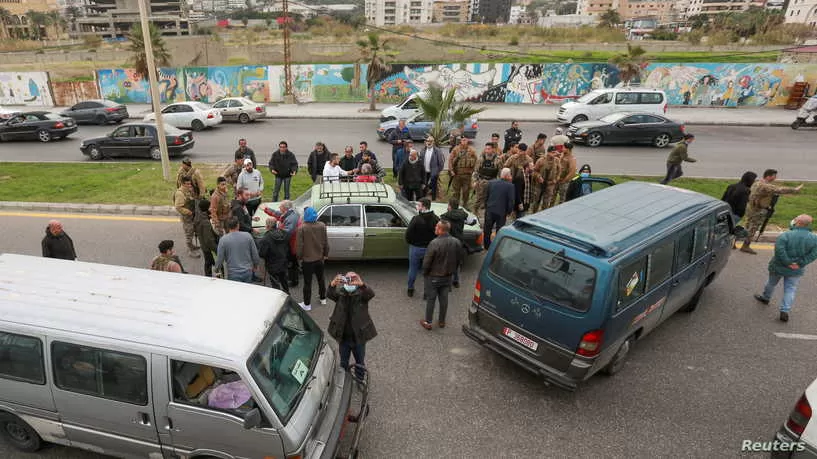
[{"x1": 0, "y1": 254, "x2": 287, "y2": 362}]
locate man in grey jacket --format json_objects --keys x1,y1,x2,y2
[
  {"x1": 420, "y1": 220, "x2": 464, "y2": 330},
  {"x1": 483, "y1": 168, "x2": 516, "y2": 250},
  {"x1": 215, "y1": 217, "x2": 260, "y2": 283},
  {"x1": 420, "y1": 136, "x2": 445, "y2": 200}
]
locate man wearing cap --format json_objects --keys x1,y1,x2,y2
[
  {"x1": 221, "y1": 156, "x2": 244, "y2": 198},
  {"x1": 176, "y1": 157, "x2": 206, "y2": 200},
  {"x1": 448, "y1": 137, "x2": 478, "y2": 209},
  {"x1": 504, "y1": 142, "x2": 531, "y2": 180},
  {"x1": 237, "y1": 158, "x2": 264, "y2": 217},
  {"x1": 660, "y1": 133, "x2": 696, "y2": 185}
]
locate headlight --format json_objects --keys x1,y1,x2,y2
[{"x1": 576, "y1": 128, "x2": 588, "y2": 135}]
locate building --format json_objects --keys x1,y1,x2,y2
[
  {"x1": 73, "y1": 0, "x2": 189, "y2": 37},
  {"x1": 365, "y1": 0, "x2": 434, "y2": 25},
  {"x1": 576, "y1": 0, "x2": 619, "y2": 16},
  {"x1": 785, "y1": 0, "x2": 817, "y2": 24},
  {"x1": 472, "y1": 0, "x2": 511, "y2": 22},
  {"x1": 508, "y1": 4, "x2": 534, "y2": 23},
  {"x1": 537, "y1": 13, "x2": 598, "y2": 26},
  {"x1": 684, "y1": 0, "x2": 754, "y2": 17},
  {"x1": 432, "y1": 0, "x2": 470, "y2": 22},
  {"x1": 617, "y1": 0, "x2": 674, "y2": 21},
  {"x1": 1, "y1": 0, "x2": 60, "y2": 38}
]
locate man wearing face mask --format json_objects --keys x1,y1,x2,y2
[
  {"x1": 327, "y1": 272, "x2": 377, "y2": 381},
  {"x1": 565, "y1": 164, "x2": 593, "y2": 201}
]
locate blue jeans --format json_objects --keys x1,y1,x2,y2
[
  {"x1": 339, "y1": 342, "x2": 366, "y2": 379},
  {"x1": 762, "y1": 273, "x2": 801, "y2": 313},
  {"x1": 732, "y1": 213, "x2": 742, "y2": 226},
  {"x1": 228, "y1": 271, "x2": 253, "y2": 283},
  {"x1": 273, "y1": 176, "x2": 291, "y2": 201},
  {"x1": 407, "y1": 245, "x2": 427, "y2": 289}
]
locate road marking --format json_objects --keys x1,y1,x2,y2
[
  {"x1": 0, "y1": 211, "x2": 177, "y2": 223},
  {"x1": 774, "y1": 332, "x2": 817, "y2": 341}
]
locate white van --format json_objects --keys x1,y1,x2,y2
[
  {"x1": 0, "y1": 254, "x2": 367, "y2": 459},
  {"x1": 380, "y1": 93, "x2": 421, "y2": 122},
  {"x1": 557, "y1": 88, "x2": 668, "y2": 124}
]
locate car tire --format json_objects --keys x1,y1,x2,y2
[
  {"x1": 0, "y1": 413, "x2": 43, "y2": 453},
  {"x1": 652, "y1": 133, "x2": 671, "y2": 148},
  {"x1": 191, "y1": 119, "x2": 205, "y2": 131},
  {"x1": 791, "y1": 120, "x2": 802, "y2": 130},
  {"x1": 238, "y1": 113, "x2": 250, "y2": 124},
  {"x1": 601, "y1": 335, "x2": 634, "y2": 376},
  {"x1": 586, "y1": 132, "x2": 603, "y2": 147},
  {"x1": 88, "y1": 145, "x2": 103, "y2": 160},
  {"x1": 95, "y1": 115, "x2": 107, "y2": 126},
  {"x1": 382, "y1": 128, "x2": 395, "y2": 141},
  {"x1": 36, "y1": 129, "x2": 52, "y2": 143},
  {"x1": 571, "y1": 114, "x2": 589, "y2": 124},
  {"x1": 150, "y1": 147, "x2": 161, "y2": 160}
]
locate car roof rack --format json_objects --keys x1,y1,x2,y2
[{"x1": 318, "y1": 179, "x2": 390, "y2": 203}]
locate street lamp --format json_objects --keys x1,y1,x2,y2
[{"x1": 137, "y1": 0, "x2": 171, "y2": 180}]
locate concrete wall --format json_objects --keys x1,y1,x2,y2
[{"x1": 52, "y1": 81, "x2": 100, "y2": 106}]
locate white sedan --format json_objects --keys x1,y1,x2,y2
[
  {"x1": 212, "y1": 97, "x2": 266, "y2": 123},
  {"x1": 772, "y1": 376, "x2": 817, "y2": 458},
  {"x1": 144, "y1": 102, "x2": 222, "y2": 131}
]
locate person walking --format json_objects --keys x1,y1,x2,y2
[
  {"x1": 174, "y1": 177, "x2": 201, "y2": 258},
  {"x1": 753, "y1": 214, "x2": 817, "y2": 322},
  {"x1": 398, "y1": 149, "x2": 426, "y2": 201},
  {"x1": 215, "y1": 217, "x2": 260, "y2": 283},
  {"x1": 471, "y1": 142, "x2": 502, "y2": 220},
  {"x1": 237, "y1": 159, "x2": 264, "y2": 217},
  {"x1": 209, "y1": 176, "x2": 232, "y2": 237},
  {"x1": 269, "y1": 140, "x2": 299, "y2": 201},
  {"x1": 388, "y1": 119, "x2": 411, "y2": 178},
  {"x1": 307, "y1": 142, "x2": 331, "y2": 183},
  {"x1": 176, "y1": 157, "x2": 206, "y2": 199},
  {"x1": 660, "y1": 133, "x2": 696, "y2": 185},
  {"x1": 150, "y1": 240, "x2": 184, "y2": 273},
  {"x1": 234, "y1": 138, "x2": 257, "y2": 167},
  {"x1": 405, "y1": 198, "x2": 439, "y2": 298},
  {"x1": 420, "y1": 136, "x2": 445, "y2": 200},
  {"x1": 42, "y1": 220, "x2": 77, "y2": 260},
  {"x1": 420, "y1": 220, "x2": 464, "y2": 330},
  {"x1": 297, "y1": 207, "x2": 329, "y2": 311},
  {"x1": 194, "y1": 199, "x2": 219, "y2": 277},
  {"x1": 440, "y1": 198, "x2": 476, "y2": 289},
  {"x1": 503, "y1": 120, "x2": 522, "y2": 154},
  {"x1": 741, "y1": 169, "x2": 803, "y2": 254},
  {"x1": 448, "y1": 137, "x2": 478, "y2": 209},
  {"x1": 256, "y1": 217, "x2": 290, "y2": 293},
  {"x1": 327, "y1": 271, "x2": 377, "y2": 381},
  {"x1": 721, "y1": 171, "x2": 757, "y2": 227},
  {"x1": 530, "y1": 145, "x2": 562, "y2": 213},
  {"x1": 483, "y1": 168, "x2": 516, "y2": 250}
]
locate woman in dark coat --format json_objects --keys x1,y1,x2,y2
[{"x1": 326, "y1": 271, "x2": 377, "y2": 381}]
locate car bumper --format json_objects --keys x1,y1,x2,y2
[
  {"x1": 250, "y1": 110, "x2": 266, "y2": 120},
  {"x1": 771, "y1": 427, "x2": 817, "y2": 458},
  {"x1": 168, "y1": 141, "x2": 195, "y2": 156},
  {"x1": 567, "y1": 134, "x2": 587, "y2": 144},
  {"x1": 55, "y1": 126, "x2": 78, "y2": 137},
  {"x1": 204, "y1": 117, "x2": 222, "y2": 127},
  {"x1": 107, "y1": 112, "x2": 129, "y2": 121},
  {"x1": 376, "y1": 130, "x2": 386, "y2": 140},
  {"x1": 556, "y1": 114, "x2": 569, "y2": 123}
]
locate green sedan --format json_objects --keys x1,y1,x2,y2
[{"x1": 252, "y1": 181, "x2": 483, "y2": 260}]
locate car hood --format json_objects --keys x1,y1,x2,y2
[
  {"x1": 561, "y1": 101, "x2": 578, "y2": 110},
  {"x1": 378, "y1": 119, "x2": 400, "y2": 130},
  {"x1": 81, "y1": 134, "x2": 112, "y2": 144},
  {"x1": 428, "y1": 202, "x2": 481, "y2": 230},
  {"x1": 570, "y1": 120, "x2": 608, "y2": 129},
  {"x1": 380, "y1": 104, "x2": 403, "y2": 117}
]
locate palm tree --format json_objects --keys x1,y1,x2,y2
[
  {"x1": 128, "y1": 22, "x2": 172, "y2": 110},
  {"x1": 609, "y1": 43, "x2": 648, "y2": 86},
  {"x1": 414, "y1": 84, "x2": 485, "y2": 147},
  {"x1": 26, "y1": 10, "x2": 47, "y2": 40},
  {"x1": 0, "y1": 7, "x2": 11, "y2": 40},
  {"x1": 46, "y1": 10, "x2": 62, "y2": 39},
  {"x1": 356, "y1": 32, "x2": 393, "y2": 111},
  {"x1": 598, "y1": 8, "x2": 621, "y2": 28}
]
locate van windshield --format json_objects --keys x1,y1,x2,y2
[
  {"x1": 247, "y1": 298, "x2": 323, "y2": 423},
  {"x1": 575, "y1": 91, "x2": 602, "y2": 103},
  {"x1": 489, "y1": 237, "x2": 595, "y2": 312}
]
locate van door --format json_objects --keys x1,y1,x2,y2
[
  {"x1": 613, "y1": 92, "x2": 640, "y2": 116},
  {"x1": 151, "y1": 355, "x2": 286, "y2": 458},
  {"x1": 662, "y1": 219, "x2": 712, "y2": 317},
  {"x1": 587, "y1": 92, "x2": 613, "y2": 119},
  {"x1": 709, "y1": 210, "x2": 733, "y2": 276},
  {"x1": 363, "y1": 204, "x2": 409, "y2": 258},
  {"x1": 638, "y1": 92, "x2": 666, "y2": 115},
  {"x1": 48, "y1": 339, "x2": 161, "y2": 459}
]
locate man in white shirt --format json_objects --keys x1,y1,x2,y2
[
  {"x1": 421, "y1": 136, "x2": 444, "y2": 200},
  {"x1": 237, "y1": 159, "x2": 264, "y2": 216},
  {"x1": 322, "y1": 153, "x2": 348, "y2": 183}
]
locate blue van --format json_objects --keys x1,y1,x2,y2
[{"x1": 462, "y1": 181, "x2": 735, "y2": 390}]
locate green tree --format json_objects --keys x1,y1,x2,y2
[
  {"x1": 609, "y1": 43, "x2": 648, "y2": 86},
  {"x1": 414, "y1": 84, "x2": 485, "y2": 147},
  {"x1": 26, "y1": 10, "x2": 47, "y2": 40},
  {"x1": 598, "y1": 8, "x2": 621, "y2": 28},
  {"x1": 66, "y1": 6, "x2": 81, "y2": 35},
  {"x1": 356, "y1": 32, "x2": 393, "y2": 111},
  {"x1": 687, "y1": 14, "x2": 709, "y2": 30},
  {"x1": 128, "y1": 22, "x2": 172, "y2": 110}
]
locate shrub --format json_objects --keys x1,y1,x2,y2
[
  {"x1": 685, "y1": 30, "x2": 704, "y2": 45},
  {"x1": 83, "y1": 35, "x2": 102, "y2": 48},
  {"x1": 707, "y1": 30, "x2": 736, "y2": 45},
  {"x1": 509, "y1": 35, "x2": 519, "y2": 46}
]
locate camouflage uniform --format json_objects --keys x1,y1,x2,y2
[
  {"x1": 504, "y1": 153, "x2": 531, "y2": 181},
  {"x1": 471, "y1": 153, "x2": 502, "y2": 218},
  {"x1": 448, "y1": 145, "x2": 477, "y2": 209},
  {"x1": 176, "y1": 166, "x2": 206, "y2": 200},
  {"x1": 554, "y1": 149, "x2": 577, "y2": 206},
  {"x1": 174, "y1": 185, "x2": 199, "y2": 253},
  {"x1": 222, "y1": 162, "x2": 243, "y2": 198},
  {"x1": 532, "y1": 142, "x2": 547, "y2": 162},
  {"x1": 209, "y1": 188, "x2": 231, "y2": 237},
  {"x1": 531, "y1": 151, "x2": 562, "y2": 213},
  {"x1": 745, "y1": 180, "x2": 800, "y2": 240},
  {"x1": 150, "y1": 255, "x2": 181, "y2": 272}
]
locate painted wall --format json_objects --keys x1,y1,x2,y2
[
  {"x1": 0, "y1": 72, "x2": 53, "y2": 106},
  {"x1": 52, "y1": 81, "x2": 100, "y2": 107}
]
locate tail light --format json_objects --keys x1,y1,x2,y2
[
  {"x1": 786, "y1": 394, "x2": 812, "y2": 437},
  {"x1": 471, "y1": 122, "x2": 478, "y2": 129},
  {"x1": 207, "y1": 112, "x2": 215, "y2": 119},
  {"x1": 473, "y1": 280, "x2": 481, "y2": 304},
  {"x1": 475, "y1": 232, "x2": 484, "y2": 247},
  {"x1": 576, "y1": 329, "x2": 604, "y2": 357},
  {"x1": 680, "y1": 124, "x2": 686, "y2": 133},
  {"x1": 255, "y1": 106, "x2": 263, "y2": 113},
  {"x1": 53, "y1": 122, "x2": 64, "y2": 129},
  {"x1": 663, "y1": 104, "x2": 668, "y2": 114},
  {"x1": 173, "y1": 137, "x2": 182, "y2": 145},
  {"x1": 105, "y1": 107, "x2": 118, "y2": 112}
]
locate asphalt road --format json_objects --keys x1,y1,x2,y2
[
  {"x1": 1, "y1": 212, "x2": 816, "y2": 458},
  {"x1": 3, "y1": 120, "x2": 816, "y2": 180}
]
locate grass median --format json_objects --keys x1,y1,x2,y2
[{"x1": 1, "y1": 162, "x2": 812, "y2": 230}]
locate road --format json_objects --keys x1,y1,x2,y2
[
  {"x1": 1, "y1": 212, "x2": 816, "y2": 458},
  {"x1": 4, "y1": 120, "x2": 817, "y2": 180}
]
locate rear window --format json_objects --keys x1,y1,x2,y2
[
  {"x1": 43, "y1": 113, "x2": 64, "y2": 120},
  {"x1": 489, "y1": 237, "x2": 595, "y2": 312},
  {"x1": 640, "y1": 92, "x2": 664, "y2": 104}
]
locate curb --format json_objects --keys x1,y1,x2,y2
[{"x1": 0, "y1": 200, "x2": 783, "y2": 242}]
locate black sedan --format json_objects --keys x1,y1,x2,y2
[
  {"x1": 80, "y1": 122, "x2": 194, "y2": 160},
  {"x1": 567, "y1": 112, "x2": 686, "y2": 148},
  {"x1": 0, "y1": 112, "x2": 77, "y2": 142},
  {"x1": 60, "y1": 99, "x2": 129, "y2": 125}
]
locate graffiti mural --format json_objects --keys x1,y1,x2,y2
[
  {"x1": 642, "y1": 64, "x2": 785, "y2": 107},
  {"x1": 98, "y1": 68, "x2": 151, "y2": 104},
  {"x1": 0, "y1": 72, "x2": 53, "y2": 106},
  {"x1": 374, "y1": 63, "x2": 503, "y2": 103}
]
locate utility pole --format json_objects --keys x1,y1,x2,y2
[
  {"x1": 282, "y1": 0, "x2": 294, "y2": 103},
  {"x1": 137, "y1": 0, "x2": 171, "y2": 180}
]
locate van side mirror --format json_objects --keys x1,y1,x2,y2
[{"x1": 242, "y1": 408, "x2": 262, "y2": 429}]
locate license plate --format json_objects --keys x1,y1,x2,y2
[{"x1": 502, "y1": 327, "x2": 538, "y2": 351}]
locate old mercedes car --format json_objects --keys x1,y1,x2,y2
[
  {"x1": 0, "y1": 111, "x2": 77, "y2": 142},
  {"x1": 252, "y1": 181, "x2": 483, "y2": 259}
]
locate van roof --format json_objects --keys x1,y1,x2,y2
[
  {"x1": 515, "y1": 182, "x2": 722, "y2": 257},
  {"x1": 0, "y1": 254, "x2": 287, "y2": 361}
]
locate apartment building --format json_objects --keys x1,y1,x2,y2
[
  {"x1": 617, "y1": 0, "x2": 674, "y2": 21},
  {"x1": 365, "y1": 0, "x2": 434, "y2": 25},
  {"x1": 472, "y1": 0, "x2": 511, "y2": 22},
  {"x1": 73, "y1": 0, "x2": 189, "y2": 37},
  {"x1": 785, "y1": 0, "x2": 817, "y2": 25},
  {"x1": 577, "y1": 0, "x2": 619, "y2": 16},
  {"x1": 684, "y1": 0, "x2": 755, "y2": 17},
  {"x1": 432, "y1": 0, "x2": 470, "y2": 22},
  {"x1": 1, "y1": 0, "x2": 59, "y2": 38}
]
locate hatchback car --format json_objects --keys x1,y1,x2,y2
[
  {"x1": 0, "y1": 111, "x2": 77, "y2": 142},
  {"x1": 567, "y1": 112, "x2": 686, "y2": 148},
  {"x1": 60, "y1": 99, "x2": 129, "y2": 125},
  {"x1": 377, "y1": 112, "x2": 478, "y2": 142},
  {"x1": 771, "y1": 377, "x2": 816, "y2": 458},
  {"x1": 144, "y1": 102, "x2": 222, "y2": 131},
  {"x1": 212, "y1": 97, "x2": 266, "y2": 123},
  {"x1": 252, "y1": 181, "x2": 483, "y2": 259},
  {"x1": 80, "y1": 122, "x2": 194, "y2": 160}
]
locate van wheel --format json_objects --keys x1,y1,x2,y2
[
  {"x1": 680, "y1": 285, "x2": 705, "y2": 313},
  {"x1": 0, "y1": 414, "x2": 43, "y2": 452},
  {"x1": 602, "y1": 336, "x2": 634, "y2": 376},
  {"x1": 571, "y1": 114, "x2": 588, "y2": 123}
]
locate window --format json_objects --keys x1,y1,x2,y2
[
  {"x1": 615, "y1": 92, "x2": 639, "y2": 105},
  {"x1": 133, "y1": 125, "x2": 147, "y2": 137},
  {"x1": 715, "y1": 211, "x2": 732, "y2": 237},
  {"x1": 647, "y1": 242, "x2": 674, "y2": 290},
  {"x1": 621, "y1": 115, "x2": 642, "y2": 124},
  {"x1": 228, "y1": 100, "x2": 241, "y2": 108},
  {"x1": 640, "y1": 92, "x2": 664, "y2": 104},
  {"x1": 617, "y1": 258, "x2": 647, "y2": 311},
  {"x1": 675, "y1": 229, "x2": 694, "y2": 271},
  {"x1": 52, "y1": 342, "x2": 148, "y2": 405},
  {"x1": 162, "y1": 105, "x2": 176, "y2": 114},
  {"x1": 0, "y1": 332, "x2": 45, "y2": 384},
  {"x1": 641, "y1": 115, "x2": 664, "y2": 123},
  {"x1": 589, "y1": 92, "x2": 612, "y2": 104},
  {"x1": 112, "y1": 126, "x2": 131, "y2": 138},
  {"x1": 171, "y1": 361, "x2": 262, "y2": 420},
  {"x1": 365, "y1": 205, "x2": 405, "y2": 227},
  {"x1": 177, "y1": 104, "x2": 195, "y2": 113},
  {"x1": 693, "y1": 219, "x2": 712, "y2": 259},
  {"x1": 403, "y1": 99, "x2": 417, "y2": 109},
  {"x1": 73, "y1": 102, "x2": 91, "y2": 110},
  {"x1": 212, "y1": 100, "x2": 227, "y2": 108},
  {"x1": 319, "y1": 205, "x2": 361, "y2": 227}
]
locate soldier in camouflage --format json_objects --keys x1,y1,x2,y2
[
  {"x1": 471, "y1": 142, "x2": 502, "y2": 220},
  {"x1": 553, "y1": 143, "x2": 577, "y2": 206},
  {"x1": 174, "y1": 177, "x2": 202, "y2": 258},
  {"x1": 448, "y1": 137, "x2": 478, "y2": 209},
  {"x1": 530, "y1": 146, "x2": 563, "y2": 213},
  {"x1": 176, "y1": 157, "x2": 206, "y2": 200},
  {"x1": 222, "y1": 157, "x2": 244, "y2": 198},
  {"x1": 740, "y1": 168, "x2": 803, "y2": 254},
  {"x1": 150, "y1": 240, "x2": 184, "y2": 272},
  {"x1": 209, "y1": 176, "x2": 232, "y2": 237}
]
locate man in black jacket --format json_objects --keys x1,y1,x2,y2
[
  {"x1": 398, "y1": 149, "x2": 426, "y2": 201},
  {"x1": 307, "y1": 142, "x2": 331, "y2": 183},
  {"x1": 42, "y1": 220, "x2": 77, "y2": 260},
  {"x1": 405, "y1": 198, "x2": 439, "y2": 298},
  {"x1": 440, "y1": 198, "x2": 476, "y2": 288},
  {"x1": 327, "y1": 271, "x2": 377, "y2": 381},
  {"x1": 503, "y1": 120, "x2": 522, "y2": 154},
  {"x1": 355, "y1": 141, "x2": 378, "y2": 164},
  {"x1": 193, "y1": 200, "x2": 219, "y2": 277},
  {"x1": 420, "y1": 220, "x2": 464, "y2": 330},
  {"x1": 388, "y1": 120, "x2": 411, "y2": 178},
  {"x1": 722, "y1": 171, "x2": 757, "y2": 226},
  {"x1": 256, "y1": 217, "x2": 290, "y2": 293},
  {"x1": 484, "y1": 168, "x2": 516, "y2": 250},
  {"x1": 234, "y1": 138, "x2": 257, "y2": 167},
  {"x1": 269, "y1": 140, "x2": 299, "y2": 201},
  {"x1": 231, "y1": 188, "x2": 255, "y2": 234}
]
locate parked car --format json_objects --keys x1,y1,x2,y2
[
  {"x1": 80, "y1": 122, "x2": 194, "y2": 160},
  {"x1": 59, "y1": 99, "x2": 129, "y2": 125},
  {"x1": 567, "y1": 112, "x2": 686, "y2": 148},
  {"x1": 0, "y1": 111, "x2": 77, "y2": 142},
  {"x1": 376, "y1": 112, "x2": 478, "y2": 142},
  {"x1": 212, "y1": 97, "x2": 266, "y2": 123},
  {"x1": 144, "y1": 102, "x2": 222, "y2": 131},
  {"x1": 557, "y1": 87, "x2": 668, "y2": 125},
  {"x1": 252, "y1": 181, "x2": 483, "y2": 259},
  {"x1": 771, "y1": 377, "x2": 817, "y2": 458},
  {"x1": 380, "y1": 93, "x2": 422, "y2": 122}
]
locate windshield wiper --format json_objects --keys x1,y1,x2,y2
[{"x1": 289, "y1": 374, "x2": 317, "y2": 410}]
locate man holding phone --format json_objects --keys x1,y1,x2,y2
[{"x1": 327, "y1": 272, "x2": 377, "y2": 382}]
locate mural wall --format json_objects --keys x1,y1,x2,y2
[
  {"x1": 0, "y1": 72, "x2": 53, "y2": 106},
  {"x1": 52, "y1": 81, "x2": 100, "y2": 107}
]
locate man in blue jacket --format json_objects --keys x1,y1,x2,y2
[{"x1": 754, "y1": 214, "x2": 817, "y2": 322}]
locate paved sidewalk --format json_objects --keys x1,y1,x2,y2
[{"x1": 23, "y1": 102, "x2": 796, "y2": 126}]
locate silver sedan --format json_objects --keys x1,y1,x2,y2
[{"x1": 211, "y1": 97, "x2": 267, "y2": 124}]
